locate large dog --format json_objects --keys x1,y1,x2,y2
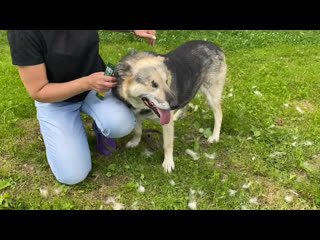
[{"x1": 113, "y1": 40, "x2": 227, "y2": 173}]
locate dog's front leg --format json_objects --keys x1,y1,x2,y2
[
  {"x1": 162, "y1": 114, "x2": 175, "y2": 173},
  {"x1": 126, "y1": 116, "x2": 142, "y2": 148}
]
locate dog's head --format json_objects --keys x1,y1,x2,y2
[{"x1": 114, "y1": 51, "x2": 178, "y2": 125}]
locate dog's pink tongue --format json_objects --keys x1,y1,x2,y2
[{"x1": 157, "y1": 108, "x2": 171, "y2": 125}]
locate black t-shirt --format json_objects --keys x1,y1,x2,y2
[{"x1": 7, "y1": 30, "x2": 106, "y2": 102}]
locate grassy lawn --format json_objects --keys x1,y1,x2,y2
[{"x1": 1, "y1": 30, "x2": 320, "y2": 210}]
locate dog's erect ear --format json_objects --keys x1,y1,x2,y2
[{"x1": 114, "y1": 62, "x2": 132, "y2": 79}]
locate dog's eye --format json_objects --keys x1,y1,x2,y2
[{"x1": 152, "y1": 80, "x2": 159, "y2": 89}]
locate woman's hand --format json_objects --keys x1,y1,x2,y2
[
  {"x1": 86, "y1": 72, "x2": 117, "y2": 93},
  {"x1": 134, "y1": 30, "x2": 156, "y2": 46}
]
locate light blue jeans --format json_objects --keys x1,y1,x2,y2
[{"x1": 35, "y1": 90, "x2": 136, "y2": 185}]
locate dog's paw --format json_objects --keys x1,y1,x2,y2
[
  {"x1": 207, "y1": 135, "x2": 219, "y2": 144},
  {"x1": 162, "y1": 159, "x2": 175, "y2": 173},
  {"x1": 126, "y1": 138, "x2": 140, "y2": 148}
]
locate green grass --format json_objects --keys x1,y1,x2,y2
[{"x1": 1, "y1": 30, "x2": 320, "y2": 210}]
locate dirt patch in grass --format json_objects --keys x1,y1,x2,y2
[
  {"x1": 74, "y1": 174, "x2": 130, "y2": 209},
  {"x1": 290, "y1": 100, "x2": 317, "y2": 113},
  {"x1": 15, "y1": 117, "x2": 39, "y2": 134},
  {"x1": 0, "y1": 154, "x2": 11, "y2": 162},
  {"x1": 92, "y1": 172, "x2": 129, "y2": 188},
  {"x1": 21, "y1": 162, "x2": 36, "y2": 175},
  {"x1": 255, "y1": 177, "x2": 311, "y2": 209},
  {"x1": 14, "y1": 118, "x2": 45, "y2": 151},
  {"x1": 304, "y1": 154, "x2": 320, "y2": 172},
  {"x1": 301, "y1": 100, "x2": 317, "y2": 112}
]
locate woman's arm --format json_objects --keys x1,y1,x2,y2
[
  {"x1": 18, "y1": 63, "x2": 117, "y2": 103},
  {"x1": 112, "y1": 30, "x2": 156, "y2": 46}
]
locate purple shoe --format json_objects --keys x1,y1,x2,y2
[{"x1": 92, "y1": 122, "x2": 116, "y2": 155}]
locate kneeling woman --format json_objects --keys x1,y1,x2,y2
[{"x1": 7, "y1": 30, "x2": 156, "y2": 185}]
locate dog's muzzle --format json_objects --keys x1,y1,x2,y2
[{"x1": 141, "y1": 97, "x2": 171, "y2": 125}]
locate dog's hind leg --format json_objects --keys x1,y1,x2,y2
[
  {"x1": 126, "y1": 117, "x2": 142, "y2": 148},
  {"x1": 201, "y1": 62, "x2": 227, "y2": 143},
  {"x1": 206, "y1": 96, "x2": 222, "y2": 143}
]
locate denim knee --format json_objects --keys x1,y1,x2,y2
[
  {"x1": 100, "y1": 109, "x2": 136, "y2": 138},
  {"x1": 47, "y1": 144, "x2": 92, "y2": 185},
  {"x1": 55, "y1": 165, "x2": 91, "y2": 185}
]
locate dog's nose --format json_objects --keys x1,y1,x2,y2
[
  {"x1": 166, "y1": 92, "x2": 179, "y2": 110},
  {"x1": 169, "y1": 99, "x2": 179, "y2": 110},
  {"x1": 170, "y1": 104, "x2": 179, "y2": 110},
  {"x1": 168, "y1": 98, "x2": 178, "y2": 110}
]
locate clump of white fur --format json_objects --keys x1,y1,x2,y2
[
  {"x1": 39, "y1": 187, "x2": 48, "y2": 198},
  {"x1": 105, "y1": 196, "x2": 124, "y2": 210},
  {"x1": 185, "y1": 149, "x2": 199, "y2": 160},
  {"x1": 188, "y1": 201, "x2": 197, "y2": 210},
  {"x1": 138, "y1": 185, "x2": 145, "y2": 193}
]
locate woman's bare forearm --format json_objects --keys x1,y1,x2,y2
[
  {"x1": 18, "y1": 63, "x2": 117, "y2": 103},
  {"x1": 35, "y1": 76, "x2": 90, "y2": 102}
]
